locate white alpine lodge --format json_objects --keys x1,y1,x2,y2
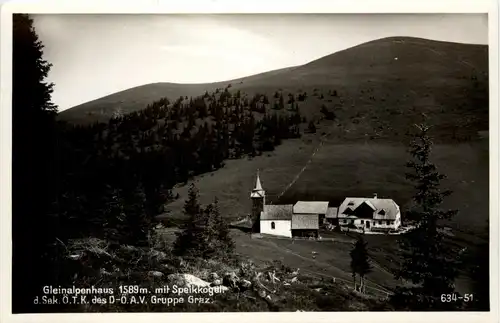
[{"x1": 250, "y1": 172, "x2": 402, "y2": 238}]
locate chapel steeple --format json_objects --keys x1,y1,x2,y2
[
  {"x1": 250, "y1": 170, "x2": 265, "y2": 233},
  {"x1": 251, "y1": 169, "x2": 265, "y2": 198}
]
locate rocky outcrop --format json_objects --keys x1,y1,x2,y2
[
  {"x1": 240, "y1": 279, "x2": 252, "y2": 289},
  {"x1": 148, "y1": 250, "x2": 167, "y2": 261},
  {"x1": 148, "y1": 271, "x2": 164, "y2": 278},
  {"x1": 223, "y1": 272, "x2": 239, "y2": 289},
  {"x1": 211, "y1": 279, "x2": 222, "y2": 286},
  {"x1": 208, "y1": 272, "x2": 220, "y2": 282},
  {"x1": 168, "y1": 273, "x2": 209, "y2": 287}
]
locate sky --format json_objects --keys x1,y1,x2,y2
[{"x1": 32, "y1": 14, "x2": 488, "y2": 111}]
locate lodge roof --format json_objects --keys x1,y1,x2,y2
[
  {"x1": 261, "y1": 204, "x2": 293, "y2": 220},
  {"x1": 293, "y1": 201, "x2": 329, "y2": 214},
  {"x1": 338, "y1": 197, "x2": 400, "y2": 220}
]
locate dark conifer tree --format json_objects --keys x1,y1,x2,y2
[
  {"x1": 12, "y1": 14, "x2": 59, "y2": 313},
  {"x1": 119, "y1": 181, "x2": 154, "y2": 246},
  {"x1": 350, "y1": 236, "x2": 372, "y2": 293},
  {"x1": 279, "y1": 93, "x2": 285, "y2": 110},
  {"x1": 173, "y1": 184, "x2": 206, "y2": 258},
  {"x1": 391, "y1": 123, "x2": 459, "y2": 310},
  {"x1": 210, "y1": 198, "x2": 234, "y2": 258},
  {"x1": 98, "y1": 186, "x2": 125, "y2": 242}
]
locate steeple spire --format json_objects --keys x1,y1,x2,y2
[
  {"x1": 255, "y1": 169, "x2": 263, "y2": 191},
  {"x1": 251, "y1": 169, "x2": 265, "y2": 198}
]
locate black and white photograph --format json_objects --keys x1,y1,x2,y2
[{"x1": 2, "y1": 1, "x2": 498, "y2": 319}]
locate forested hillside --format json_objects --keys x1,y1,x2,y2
[
  {"x1": 60, "y1": 37, "x2": 489, "y2": 144},
  {"x1": 54, "y1": 86, "x2": 306, "y2": 240}
]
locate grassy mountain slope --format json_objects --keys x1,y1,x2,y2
[
  {"x1": 163, "y1": 133, "x2": 489, "y2": 233},
  {"x1": 59, "y1": 37, "x2": 488, "y2": 143}
]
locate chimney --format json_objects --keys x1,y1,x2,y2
[{"x1": 373, "y1": 193, "x2": 378, "y2": 199}]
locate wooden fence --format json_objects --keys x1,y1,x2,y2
[{"x1": 300, "y1": 268, "x2": 393, "y2": 300}]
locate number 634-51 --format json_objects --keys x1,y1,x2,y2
[{"x1": 441, "y1": 294, "x2": 474, "y2": 302}]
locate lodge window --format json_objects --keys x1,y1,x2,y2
[
  {"x1": 271, "y1": 222, "x2": 275, "y2": 229},
  {"x1": 360, "y1": 220, "x2": 364, "y2": 224},
  {"x1": 379, "y1": 221, "x2": 382, "y2": 225},
  {"x1": 386, "y1": 220, "x2": 390, "y2": 225}
]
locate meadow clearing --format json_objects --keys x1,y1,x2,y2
[{"x1": 159, "y1": 128, "x2": 489, "y2": 296}]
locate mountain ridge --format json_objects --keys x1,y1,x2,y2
[{"x1": 58, "y1": 36, "x2": 489, "y2": 140}]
